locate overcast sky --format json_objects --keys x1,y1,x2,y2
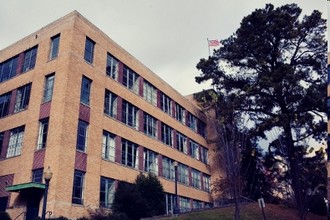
[{"x1": 0, "y1": 0, "x2": 328, "y2": 96}]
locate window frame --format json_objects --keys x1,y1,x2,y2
[
  {"x1": 162, "y1": 157, "x2": 175, "y2": 180},
  {"x1": 49, "y1": 34, "x2": 60, "y2": 60},
  {"x1": 43, "y1": 74, "x2": 55, "y2": 103},
  {"x1": 104, "y1": 89, "x2": 117, "y2": 118},
  {"x1": 76, "y1": 120, "x2": 88, "y2": 152},
  {"x1": 122, "y1": 65, "x2": 139, "y2": 94},
  {"x1": 14, "y1": 83, "x2": 32, "y2": 113},
  {"x1": 72, "y1": 170, "x2": 85, "y2": 204},
  {"x1": 106, "y1": 53, "x2": 119, "y2": 80},
  {"x1": 122, "y1": 100, "x2": 139, "y2": 129},
  {"x1": 143, "y1": 113, "x2": 157, "y2": 138},
  {"x1": 100, "y1": 176, "x2": 116, "y2": 209},
  {"x1": 160, "y1": 92, "x2": 172, "y2": 115},
  {"x1": 32, "y1": 168, "x2": 43, "y2": 183},
  {"x1": 144, "y1": 148, "x2": 158, "y2": 175},
  {"x1": 22, "y1": 46, "x2": 38, "y2": 72},
  {"x1": 161, "y1": 123, "x2": 173, "y2": 146},
  {"x1": 175, "y1": 103, "x2": 186, "y2": 124},
  {"x1": 84, "y1": 37, "x2": 95, "y2": 63},
  {"x1": 121, "y1": 139, "x2": 139, "y2": 169},
  {"x1": 143, "y1": 80, "x2": 157, "y2": 106},
  {"x1": 6, "y1": 126, "x2": 25, "y2": 158},
  {"x1": 102, "y1": 131, "x2": 115, "y2": 162},
  {"x1": 189, "y1": 140, "x2": 200, "y2": 160},
  {"x1": 177, "y1": 132, "x2": 187, "y2": 154},
  {"x1": 0, "y1": 92, "x2": 11, "y2": 118},
  {"x1": 80, "y1": 76, "x2": 92, "y2": 106},
  {"x1": 37, "y1": 118, "x2": 49, "y2": 150}
]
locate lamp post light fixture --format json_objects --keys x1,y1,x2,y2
[
  {"x1": 41, "y1": 166, "x2": 53, "y2": 220},
  {"x1": 173, "y1": 161, "x2": 179, "y2": 215}
]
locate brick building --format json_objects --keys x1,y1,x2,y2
[{"x1": 0, "y1": 11, "x2": 215, "y2": 220}]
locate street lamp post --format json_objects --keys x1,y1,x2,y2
[
  {"x1": 41, "y1": 166, "x2": 53, "y2": 220},
  {"x1": 173, "y1": 161, "x2": 179, "y2": 215}
]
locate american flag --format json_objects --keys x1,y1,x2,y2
[{"x1": 208, "y1": 39, "x2": 220, "y2": 47}]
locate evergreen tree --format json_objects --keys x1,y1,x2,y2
[{"x1": 195, "y1": 4, "x2": 326, "y2": 219}]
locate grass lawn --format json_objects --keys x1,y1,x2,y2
[{"x1": 158, "y1": 203, "x2": 326, "y2": 220}]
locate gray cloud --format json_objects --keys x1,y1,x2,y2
[{"x1": 0, "y1": 0, "x2": 327, "y2": 95}]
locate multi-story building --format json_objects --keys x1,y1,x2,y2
[{"x1": 0, "y1": 11, "x2": 214, "y2": 220}]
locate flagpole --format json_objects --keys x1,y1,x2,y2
[{"x1": 207, "y1": 38, "x2": 210, "y2": 57}]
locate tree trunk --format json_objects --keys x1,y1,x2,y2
[{"x1": 284, "y1": 124, "x2": 306, "y2": 220}]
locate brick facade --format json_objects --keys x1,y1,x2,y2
[{"x1": 0, "y1": 11, "x2": 216, "y2": 219}]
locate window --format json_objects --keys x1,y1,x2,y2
[
  {"x1": 43, "y1": 74, "x2": 55, "y2": 102},
  {"x1": 143, "y1": 113, "x2": 157, "y2": 138},
  {"x1": 104, "y1": 90, "x2": 117, "y2": 118},
  {"x1": 84, "y1": 37, "x2": 95, "y2": 63},
  {"x1": 122, "y1": 66, "x2": 139, "y2": 94},
  {"x1": 187, "y1": 113, "x2": 197, "y2": 132},
  {"x1": 177, "y1": 132, "x2": 187, "y2": 154},
  {"x1": 76, "y1": 120, "x2": 88, "y2": 152},
  {"x1": 144, "y1": 149, "x2": 158, "y2": 175},
  {"x1": 37, "y1": 118, "x2": 49, "y2": 149},
  {"x1": 14, "y1": 83, "x2": 32, "y2": 113},
  {"x1": 80, "y1": 76, "x2": 92, "y2": 105},
  {"x1": 102, "y1": 131, "x2": 115, "y2": 161},
  {"x1": 189, "y1": 140, "x2": 199, "y2": 160},
  {"x1": 0, "y1": 92, "x2": 11, "y2": 118},
  {"x1": 22, "y1": 46, "x2": 38, "y2": 72},
  {"x1": 106, "y1": 53, "x2": 119, "y2": 80},
  {"x1": 160, "y1": 92, "x2": 172, "y2": 115},
  {"x1": 0, "y1": 56, "x2": 18, "y2": 83},
  {"x1": 161, "y1": 123, "x2": 173, "y2": 146},
  {"x1": 328, "y1": 65, "x2": 330, "y2": 84},
  {"x1": 203, "y1": 174, "x2": 211, "y2": 192},
  {"x1": 121, "y1": 139, "x2": 139, "y2": 169},
  {"x1": 6, "y1": 126, "x2": 24, "y2": 158},
  {"x1": 32, "y1": 168, "x2": 43, "y2": 183},
  {"x1": 0, "y1": 132, "x2": 3, "y2": 158},
  {"x1": 200, "y1": 147, "x2": 209, "y2": 164},
  {"x1": 175, "y1": 103, "x2": 185, "y2": 124},
  {"x1": 192, "y1": 200, "x2": 203, "y2": 210},
  {"x1": 162, "y1": 157, "x2": 175, "y2": 180},
  {"x1": 100, "y1": 177, "x2": 116, "y2": 209},
  {"x1": 143, "y1": 80, "x2": 157, "y2": 105},
  {"x1": 72, "y1": 170, "x2": 85, "y2": 204},
  {"x1": 178, "y1": 164, "x2": 189, "y2": 185},
  {"x1": 49, "y1": 34, "x2": 60, "y2": 59},
  {"x1": 197, "y1": 120, "x2": 206, "y2": 137},
  {"x1": 165, "y1": 193, "x2": 175, "y2": 215},
  {"x1": 179, "y1": 197, "x2": 191, "y2": 213},
  {"x1": 191, "y1": 169, "x2": 201, "y2": 189},
  {"x1": 122, "y1": 100, "x2": 139, "y2": 129}
]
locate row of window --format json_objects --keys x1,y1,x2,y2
[
  {"x1": 0, "y1": 34, "x2": 60, "y2": 84},
  {"x1": 0, "y1": 117, "x2": 210, "y2": 191},
  {"x1": 84, "y1": 127, "x2": 211, "y2": 191},
  {"x1": 0, "y1": 73, "x2": 55, "y2": 119},
  {"x1": 83, "y1": 37, "x2": 206, "y2": 137},
  {"x1": 31, "y1": 168, "x2": 211, "y2": 212},
  {"x1": 80, "y1": 76, "x2": 209, "y2": 164}
]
